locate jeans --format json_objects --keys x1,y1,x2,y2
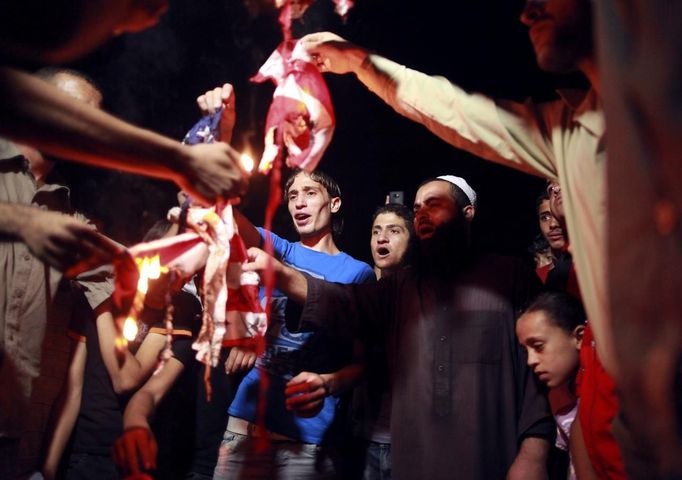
[
  {"x1": 212, "y1": 431, "x2": 336, "y2": 480},
  {"x1": 363, "y1": 442, "x2": 391, "y2": 480}
]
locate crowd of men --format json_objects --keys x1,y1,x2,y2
[{"x1": 1, "y1": 0, "x2": 680, "y2": 479}]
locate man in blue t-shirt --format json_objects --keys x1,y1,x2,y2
[{"x1": 213, "y1": 168, "x2": 374, "y2": 479}]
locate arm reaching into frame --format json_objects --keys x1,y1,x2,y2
[
  {"x1": 196, "y1": 83, "x2": 262, "y2": 248},
  {"x1": 112, "y1": 357, "x2": 184, "y2": 477},
  {"x1": 0, "y1": 67, "x2": 247, "y2": 206},
  {"x1": 242, "y1": 247, "x2": 308, "y2": 304},
  {"x1": 0, "y1": 203, "x2": 121, "y2": 273}
]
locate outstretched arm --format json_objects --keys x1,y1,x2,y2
[
  {"x1": 242, "y1": 247, "x2": 308, "y2": 303},
  {"x1": 41, "y1": 339, "x2": 86, "y2": 480},
  {"x1": 300, "y1": 32, "x2": 557, "y2": 180},
  {"x1": 507, "y1": 436, "x2": 550, "y2": 480},
  {"x1": 196, "y1": 82, "x2": 262, "y2": 247},
  {"x1": 94, "y1": 303, "x2": 166, "y2": 395},
  {"x1": 0, "y1": 67, "x2": 247, "y2": 205},
  {"x1": 113, "y1": 356, "x2": 185, "y2": 477}
]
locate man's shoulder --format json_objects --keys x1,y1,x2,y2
[
  {"x1": 334, "y1": 252, "x2": 375, "y2": 280},
  {"x1": 292, "y1": 249, "x2": 373, "y2": 283},
  {"x1": 317, "y1": 251, "x2": 373, "y2": 281}
]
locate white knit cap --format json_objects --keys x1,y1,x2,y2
[{"x1": 437, "y1": 175, "x2": 477, "y2": 207}]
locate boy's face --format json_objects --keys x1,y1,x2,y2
[
  {"x1": 516, "y1": 310, "x2": 582, "y2": 389},
  {"x1": 286, "y1": 172, "x2": 339, "y2": 240},
  {"x1": 371, "y1": 212, "x2": 410, "y2": 272},
  {"x1": 538, "y1": 199, "x2": 565, "y2": 251},
  {"x1": 547, "y1": 181, "x2": 565, "y2": 224}
]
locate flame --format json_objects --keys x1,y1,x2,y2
[
  {"x1": 240, "y1": 152, "x2": 255, "y2": 173},
  {"x1": 123, "y1": 316, "x2": 138, "y2": 341},
  {"x1": 135, "y1": 254, "x2": 166, "y2": 294},
  {"x1": 258, "y1": 126, "x2": 278, "y2": 174}
]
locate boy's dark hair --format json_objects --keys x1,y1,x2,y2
[
  {"x1": 523, "y1": 292, "x2": 586, "y2": 333},
  {"x1": 372, "y1": 203, "x2": 415, "y2": 236},
  {"x1": 535, "y1": 189, "x2": 550, "y2": 212},
  {"x1": 284, "y1": 169, "x2": 343, "y2": 238},
  {"x1": 143, "y1": 219, "x2": 174, "y2": 242}
]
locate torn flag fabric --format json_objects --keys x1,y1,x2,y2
[{"x1": 251, "y1": 38, "x2": 335, "y2": 174}]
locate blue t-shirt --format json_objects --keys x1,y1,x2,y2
[{"x1": 228, "y1": 229, "x2": 374, "y2": 444}]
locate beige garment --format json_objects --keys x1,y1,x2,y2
[
  {"x1": 357, "y1": 55, "x2": 610, "y2": 370},
  {"x1": 0, "y1": 138, "x2": 112, "y2": 438}
]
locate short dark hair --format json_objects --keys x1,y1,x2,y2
[
  {"x1": 372, "y1": 203, "x2": 414, "y2": 236},
  {"x1": 417, "y1": 177, "x2": 472, "y2": 211},
  {"x1": 535, "y1": 189, "x2": 550, "y2": 212},
  {"x1": 522, "y1": 292, "x2": 586, "y2": 334},
  {"x1": 284, "y1": 169, "x2": 343, "y2": 237},
  {"x1": 143, "y1": 219, "x2": 173, "y2": 242}
]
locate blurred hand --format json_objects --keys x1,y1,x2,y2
[
  {"x1": 299, "y1": 32, "x2": 366, "y2": 74},
  {"x1": 177, "y1": 142, "x2": 247, "y2": 206},
  {"x1": 242, "y1": 247, "x2": 279, "y2": 275},
  {"x1": 225, "y1": 345, "x2": 257, "y2": 374},
  {"x1": 18, "y1": 208, "x2": 120, "y2": 275},
  {"x1": 284, "y1": 371, "x2": 329, "y2": 418},
  {"x1": 112, "y1": 426, "x2": 157, "y2": 477},
  {"x1": 196, "y1": 83, "x2": 236, "y2": 142}
]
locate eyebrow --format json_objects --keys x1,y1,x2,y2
[
  {"x1": 523, "y1": 335, "x2": 544, "y2": 345},
  {"x1": 288, "y1": 185, "x2": 321, "y2": 195},
  {"x1": 373, "y1": 223, "x2": 405, "y2": 230}
]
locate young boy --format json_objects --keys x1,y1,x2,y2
[{"x1": 516, "y1": 292, "x2": 587, "y2": 479}]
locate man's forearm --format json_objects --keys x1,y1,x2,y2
[
  {"x1": 0, "y1": 67, "x2": 187, "y2": 181},
  {"x1": 275, "y1": 263, "x2": 308, "y2": 304},
  {"x1": 41, "y1": 341, "x2": 85, "y2": 480},
  {"x1": 0, "y1": 203, "x2": 32, "y2": 238},
  {"x1": 233, "y1": 210, "x2": 261, "y2": 249},
  {"x1": 321, "y1": 363, "x2": 364, "y2": 397},
  {"x1": 507, "y1": 436, "x2": 549, "y2": 480},
  {"x1": 122, "y1": 389, "x2": 155, "y2": 430}
]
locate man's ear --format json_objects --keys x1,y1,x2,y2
[
  {"x1": 330, "y1": 197, "x2": 341, "y2": 213},
  {"x1": 573, "y1": 324, "x2": 585, "y2": 350},
  {"x1": 463, "y1": 205, "x2": 475, "y2": 221}
]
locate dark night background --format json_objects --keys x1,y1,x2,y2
[{"x1": 58, "y1": 0, "x2": 587, "y2": 266}]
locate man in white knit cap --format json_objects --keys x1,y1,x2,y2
[{"x1": 244, "y1": 174, "x2": 553, "y2": 480}]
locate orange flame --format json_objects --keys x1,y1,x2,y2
[
  {"x1": 123, "y1": 316, "x2": 139, "y2": 341},
  {"x1": 135, "y1": 254, "x2": 166, "y2": 294},
  {"x1": 240, "y1": 152, "x2": 255, "y2": 173}
]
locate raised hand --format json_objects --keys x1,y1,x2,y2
[
  {"x1": 176, "y1": 142, "x2": 247, "y2": 206},
  {"x1": 299, "y1": 32, "x2": 367, "y2": 75},
  {"x1": 196, "y1": 83, "x2": 236, "y2": 142}
]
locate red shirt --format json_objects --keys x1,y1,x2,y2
[{"x1": 576, "y1": 324, "x2": 627, "y2": 479}]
